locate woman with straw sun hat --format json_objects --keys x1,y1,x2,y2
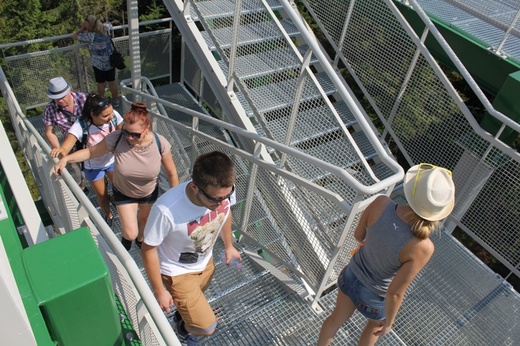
[{"x1": 318, "y1": 163, "x2": 455, "y2": 346}]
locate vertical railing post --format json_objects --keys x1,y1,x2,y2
[
  {"x1": 495, "y1": 8, "x2": 520, "y2": 56},
  {"x1": 226, "y1": 0, "x2": 243, "y2": 93},
  {"x1": 126, "y1": 0, "x2": 141, "y2": 92},
  {"x1": 239, "y1": 142, "x2": 264, "y2": 233},
  {"x1": 280, "y1": 50, "x2": 312, "y2": 168},
  {"x1": 334, "y1": 0, "x2": 356, "y2": 67}
]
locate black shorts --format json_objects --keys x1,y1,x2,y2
[
  {"x1": 93, "y1": 66, "x2": 116, "y2": 83},
  {"x1": 112, "y1": 184, "x2": 159, "y2": 205}
]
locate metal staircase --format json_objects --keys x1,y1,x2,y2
[
  {"x1": 167, "y1": 0, "x2": 400, "y2": 184},
  {"x1": 164, "y1": 0, "x2": 404, "y2": 301},
  {"x1": 1, "y1": 0, "x2": 520, "y2": 344}
]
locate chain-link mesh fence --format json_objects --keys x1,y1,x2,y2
[{"x1": 303, "y1": 0, "x2": 520, "y2": 283}]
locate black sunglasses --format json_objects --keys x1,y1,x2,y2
[
  {"x1": 197, "y1": 185, "x2": 235, "y2": 203},
  {"x1": 122, "y1": 125, "x2": 147, "y2": 139},
  {"x1": 92, "y1": 99, "x2": 111, "y2": 113}
]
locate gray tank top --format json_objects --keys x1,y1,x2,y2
[{"x1": 350, "y1": 200, "x2": 414, "y2": 297}]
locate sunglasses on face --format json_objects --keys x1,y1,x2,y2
[
  {"x1": 412, "y1": 163, "x2": 452, "y2": 197},
  {"x1": 122, "y1": 125, "x2": 147, "y2": 139},
  {"x1": 197, "y1": 185, "x2": 235, "y2": 203}
]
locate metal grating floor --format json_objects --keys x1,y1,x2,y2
[
  {"x1": 28, "y1": 81, "x2": 520, "y2": 344},
  {"x1": 417, "y1": 0, "x2": 520, "y2": 61}
]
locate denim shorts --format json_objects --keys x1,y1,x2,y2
[
  {"x1": 112, "y1": 184, "x2": 159, "y2": 206},
  {"x1": 338, "y1": 265, "x2": 386, "y2": 320},
  {"x1": 83, "y1": 163, "x2": 114, "y2": 182}
]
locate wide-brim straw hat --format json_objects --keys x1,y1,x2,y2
[
  {"x1": 403, "y1": 164, "x2": 455, "y2": 221},
  {"x1": 47, "y1": 77, "x2": 71, "y2": 99}
]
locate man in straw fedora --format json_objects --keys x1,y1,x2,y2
[{"x1": 318, "y1": 163, "x2": 455, "y2": 346}]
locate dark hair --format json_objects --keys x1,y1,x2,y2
[
  {"x1": 192, "y1": 151, "x2": 236, "y2": 189},
  {"x1": 81, "y1": 93, "x2": 111, "y2": 124},
  {"x1": 124, "y1": 102, "x2": 150, "y2": 127}
]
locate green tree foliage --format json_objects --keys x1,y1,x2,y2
[
  {"x1": 0, "y1": 0, "x2": 168, "y2": 200},
  {"x1": 138, "y1": 0, "x2": 168, "y2": 22},
  {"x1": 0, "y1": 0, "x2": 56, "y2": 53}
]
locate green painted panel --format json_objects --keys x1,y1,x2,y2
[
  {"x1": 23, "y1": 228, "x2": 123, "y2": 346},
  {"x1": 0, "y1": 164, "x2": 55, "y2": 345},
  {"x1": 481, "y1": 71, "x2": 520, "y2": 145},
  {"x1": 395, "y1": 2, "x2": 520, "y2": 96}
]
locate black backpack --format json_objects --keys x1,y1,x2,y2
[{"x1": 76, "y1": 117, "x2": 118, "y2": 151}]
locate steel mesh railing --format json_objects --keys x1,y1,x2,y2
[
  {"x1": 3, "y1": 1, "x2": 520, "y2": 342},
  {"x1": 123, "y1": 85, "x2": 375, "y2": 298},
  {"x1": 0, "y1": 68, "x2": 180, "y2": 345},
  {"x1": 302, "y1": 0, "x2": 520, "y2": 282},
  {"x1": 0, "y1": 19, "x2": 172, "y2": 111},
  {"x1": 460, "y1": 160, "x2": 520, "y2": 268},
  {"x1": 3, "y1": 48, "x2": 520, "y2": 345},
  {"x1": 183, "y1": 0, "x2": 402, "y2": 200}
]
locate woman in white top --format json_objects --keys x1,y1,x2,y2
[{"x1": 51, "y1": 93, "x2": 123, "y2": 225}]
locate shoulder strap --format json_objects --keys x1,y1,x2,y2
[
  {"x1": 114, "y1": 131, "x2": 124, "y2": 150},
  {"x1": 79, "y1": 118, "x2": 89, "y2": 150},
  {"x1": 58, "y1": 106, "x2": 74, "y2": 118},
  {"x1": 153, "y1": 132, "x2": 162, "y2": 155},
  {"x1": 110, "y1": 117, "x2": 117, "y2": 132},
  {"x1": 58, "y1": 106, "x2": 78, "y2": 124},
  {"x1": 109, "y1": 36, "x2": 117, "y2": 50}
]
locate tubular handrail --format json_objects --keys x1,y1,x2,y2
[
  {"x1": 184, "y1": 0, "x2": 401, "y2": 183},
  {"x1": 0, "y1": 66, "x2": 181, "y2": 346},
  {"x1": 0, "y1": 117, "x2": 46, "y2": 245},
  {"x1": 120, "y1": 79, "x2": 404, "y2": 195},
  {"x1": 0, "y1": 18, "x2": 172, "y2": 50},
  {"x1": 407, "y1": 0, "x2": 520, "y2": 134},
  {"x1": 276, "y1": 0, "x2": 404, "y2": 179},
  {"x1": 47, "y1": 165, "x2": 181, "y2": 346},
  {"x1": 258, "y1": 0, "x2": 381, "y2": 184}
]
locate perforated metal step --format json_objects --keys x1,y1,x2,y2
[
  {"x1": 192, "y1": 0, "x2": 283, "y2": 21},
  {"x1": 217, "y1": 44, "x2": 316, "y2": 80},
  {"x1": 200, "y1": 19, "x2": 299, "y2": 51},
  {"x1": 265, "y1": 103, "x2": 354, "y2": 145},
  {"x1": 237, "y1": 72, "x2": 335, "y2": 114}
]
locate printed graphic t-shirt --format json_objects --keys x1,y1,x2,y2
[{"x1": 144, "y1": 181, "x2": 236, "y2": 276}]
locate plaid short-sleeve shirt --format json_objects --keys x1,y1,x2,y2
[{"x1": 42, "y1": 91, "x2": 87, "y2": 138}]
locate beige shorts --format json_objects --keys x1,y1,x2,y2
[{"x1": 162, "y1": 259, "x2": 217, "y2": 333}]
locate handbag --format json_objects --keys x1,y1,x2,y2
[{"x1": 109, "y1": 37, "x2": 126, "y2": 70}]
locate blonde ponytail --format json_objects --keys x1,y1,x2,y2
[
  {"x1": 85, "y1": 14, "x2": 107, "y2": 36},
  {"x1": 402, "y1": 208, "x2": 439, "y2": 240}
]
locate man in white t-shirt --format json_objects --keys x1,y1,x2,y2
[{"x1": 142, "y1": 151, "x2": 241, "y2": 345}]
